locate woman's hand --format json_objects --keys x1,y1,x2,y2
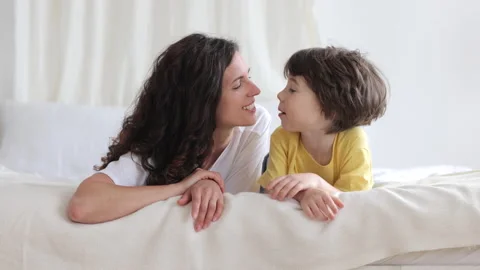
[
  {"x1": 266, "y1": 173, "x2": 323, "y2": 201},
  {"x1": 177, "y1": 179, "x2": 224, "y2": 232},
  {"x1": 300, "y1": 188, "x2": 344, "y2": 221},
  {"x1": 178, "y1": 168, "x2": 225, "y2": 193}
]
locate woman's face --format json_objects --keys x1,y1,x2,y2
[{"x1": 216, "y1": 52, "x2": 261, "y2": 128}]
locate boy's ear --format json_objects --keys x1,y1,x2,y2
[{"x1": 325, "y1": 111, "x2": 336, "y2": 121}]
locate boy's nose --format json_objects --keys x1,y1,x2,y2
[{"x1": 277, "y1": 90, "x2": 284, "y2": 101}]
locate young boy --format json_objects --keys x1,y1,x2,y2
[{"x1": 257, "y1": 47, "x2": 388, "y2": 221}]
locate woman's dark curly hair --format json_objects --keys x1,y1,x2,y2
[{"x1": 95, "y1": 33, "x2": 239, "y2": 186}]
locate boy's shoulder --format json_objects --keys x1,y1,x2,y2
[
  {"x1": 271, "y1": 126, "x2": 299, "y2": 141},
  {"x1": 337, "y1": 127, "x2": 369, "y2": 148}
]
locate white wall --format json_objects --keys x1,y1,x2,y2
[
  {"x1": 314, "y1": 0, "x2": 480, "y2": 169},
  {"x1": 0, "y1": 0, "x2": 14, "y2": 101}
]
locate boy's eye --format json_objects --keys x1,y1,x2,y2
[{"x1": 289, "y1": 88, "x2": 296, "y2": 93}]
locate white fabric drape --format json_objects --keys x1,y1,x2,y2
[{"x1": 14, "y1": 0, "x2": 322, "y2": 107}]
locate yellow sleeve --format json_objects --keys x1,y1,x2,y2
[
  {"x1": 334, "y1": 130, "x2": 373, "y2": 192},
  {"x1": 257, "y1": 128, "x2": 289, "y2": 188}
]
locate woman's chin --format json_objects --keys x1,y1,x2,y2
[{"x1": 236, "y1": 116, "x2": 257, "y2": 127}]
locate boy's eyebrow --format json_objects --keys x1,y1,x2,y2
[
  {"x1": 232, "y1": 68, "x2": 251, "y2": 83},
  {"x1": 289, "y1": 77, "x2": 298, "y2": 84}
]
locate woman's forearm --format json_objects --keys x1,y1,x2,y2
[{"x1": 67, "y1": 174, "x2": 185, "y2": 224}]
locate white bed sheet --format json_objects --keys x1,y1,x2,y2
[
  {"x1": 366, "y1": 166, "x2": 478, "y2": 268},
  {"x1": 1, "y1": 164, "x2": 478, "y2": 269},
  {"x1": 372, "y1": 165, "x2": 473, "y2": 188},
  {"x1": 357, "y1": 266, "x2": 480, "y2": 270},
  {"x1": 371, "y1": 246, "x2": 480, "y2": 265}
]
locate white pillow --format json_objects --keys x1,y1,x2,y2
[{"x1": 0, "y1": 100, "x2": 127, "y2": 182}]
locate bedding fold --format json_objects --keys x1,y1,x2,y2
[{"x1": 1, "y1": 171, "x2": 480, "y2": 270}]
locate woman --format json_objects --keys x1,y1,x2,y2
[{"x1": 67, "y1": 33, "x2": 271, "y2": 232}]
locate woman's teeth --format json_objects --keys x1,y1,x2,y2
[{"x1": 242, "y1": 103, "x2": 255, "y2": 111}]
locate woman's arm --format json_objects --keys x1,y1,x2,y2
[
  {"x1": 67, "y1": 173, "x2": 186, "y2": 224},
  {"x1": 68, "y1": 168, "x2": 224, "y2": 224}
]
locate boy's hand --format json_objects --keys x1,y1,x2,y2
[
  {"x1": 300, "y1": 188, "x2": 344, "y2": 221},
  {"x1": 267, "y1": 173, "x2": 323, "y2": 201}
]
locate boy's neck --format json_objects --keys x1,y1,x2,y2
[{"x1": 300, "y1": 129, "x2": 336, "y2": 166}]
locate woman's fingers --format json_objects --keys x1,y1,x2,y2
[
  {"x1": 177, "y1": 188, "x2": 192, "y2": 206},
  {"x1": 190, "y1": 180, "x2": 223, "y2": 231},
  {"x1": 203, "y1": 195, "x2": 222, "y2": 229},
  {"x1": 194, "y1": 191, "x2": 210, "y2": 231},
  {"x1": 212, "y1": 195, "x2": 224, "y2": 222},
  {"x1": 199, "y1": 198, "x2": 216, "y2": 230},
  {"x1": 191, "y1": 188, "x2": 203, "y2": 220}
]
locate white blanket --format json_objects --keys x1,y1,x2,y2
[{"x1": 1, "y1": 170, "x2": 480, "y2": 270}]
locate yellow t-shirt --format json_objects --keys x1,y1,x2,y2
[{"x1": 257, "y1": 126, "x2": 373, "y2": 192}]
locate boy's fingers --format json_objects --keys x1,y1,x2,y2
[
  {"x1": 324, "y1": 195, "x2": 339, "y2": 215},
  {"x1": 267, "y1": 176, "x2": 287, "y2": 190},
  {"x1": 277, "y1": 180, "x2": 297, "y2": 200},
  {"x1": 317, "y1": 199, "x2": 335, "y2": 220},
  {"x1": 333, "y1": 196, "x2": 344, "y2": 208},
  {"x1": 286, "y1": 183, "x2": 302, "y2": 199},
  {"x1": 270, "y1": 178, "x2": 290, "y2": 199}
]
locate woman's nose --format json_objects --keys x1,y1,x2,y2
[{"x1": 248, "y1": 81, "x2": 261, "y2": 96}]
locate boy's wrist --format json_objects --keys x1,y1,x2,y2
[
  {"x1": 308, "y1": 173, "x2": 325, "y2": 189},
  {"x1": 294, "y1": 190, "x2": 307, "y2": 202}
]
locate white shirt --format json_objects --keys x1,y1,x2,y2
[{"x1": 98, "y1": 105, "x2": 271, "y2": 194}]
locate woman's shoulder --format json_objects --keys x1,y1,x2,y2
[{"x1": 96, "y1": 152, "x2": 149, "y2": 186}]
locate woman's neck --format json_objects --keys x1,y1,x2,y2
[
  {"x1": 300, "y1": 128, "x2": 336, "y2": 166},
  {"x1": 203, "y1": 127, "x2": 234, "y2": 169}
]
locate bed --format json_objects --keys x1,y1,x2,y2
[{"x1": 1, "y1": 100, "x2": 479, "y2": 269}]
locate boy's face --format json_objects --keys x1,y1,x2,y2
[{"x1": 277, "y1": 76, "x2": 332, "y2": 133}]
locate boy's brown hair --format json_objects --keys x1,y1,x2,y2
[{"x1": 284, "y1": 46, "x2": 388, "y2": 133}]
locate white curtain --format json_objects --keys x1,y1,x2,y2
[{"x1": 13, "y1": 0, "x2": 322, "y2": 107}]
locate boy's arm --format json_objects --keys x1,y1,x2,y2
[
  {"x1": 334, "y1": 147, "x2": 373, "y2": 192},
  {"x1": 257, "y1": 129, "x2": 289, "y2": 189}
]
